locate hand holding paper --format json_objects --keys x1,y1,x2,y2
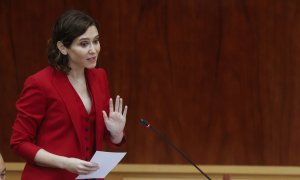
[{"x1": 76, "y1": 151, "x2": 126, "y2": 179}]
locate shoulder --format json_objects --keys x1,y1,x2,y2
[
  {"x1": 27, "y1": 66, "x2": 54, "y2": 80},
  {"x1": 87, "y1": 68, "x2": 110, "y2": 90},
  {"x1": 87, "y1": 67, "x2": 108, "y2": 80},
  {"x1": 24, "y1": 66, "x2": 56, "y2": 87},
  {"x1": 88, "y1": 67, "x2": 107, "y2": 76},
  {"x1": 17, "y1": 67, "x2": 55, "y2": 101}
]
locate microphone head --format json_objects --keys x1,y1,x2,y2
[{"x1": 139, "y1": 118, "x2": 150, "y2": 127}]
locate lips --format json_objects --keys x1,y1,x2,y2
[{"x1": 87, "y1": 56, "x2": 97, "y2": 61}]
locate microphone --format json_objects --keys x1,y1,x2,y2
[{"x1": 139, "y1": 118, "x2": 211, "y2": 180}]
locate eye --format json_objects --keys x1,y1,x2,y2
[
  {"x1": 93, "y1": 39, "x2": 99, "y2": 45},
  {"x1": 80, "y1": 41, "x2": 89, "y2": 47}
]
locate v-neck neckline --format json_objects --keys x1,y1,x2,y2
[{"x1": 67, "y1": 72, "x2": 94, "y2": 115}]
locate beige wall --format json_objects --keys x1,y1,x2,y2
[{"x1": 5, "y1": 163, "x2": 300, "y2": 180}]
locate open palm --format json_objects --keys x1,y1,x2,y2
[{"x1": 102, "y1": 95, "x2": 127, "y2": 135}]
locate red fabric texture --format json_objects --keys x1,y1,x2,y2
[{"x1": 10, "y1": 66, "x2": 125, "y2": 180}]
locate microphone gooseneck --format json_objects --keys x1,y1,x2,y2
[
  {"x1": 139, "y1": 118, "x2": 150, "y2": 127},
  {"x1": 139, "y1": 118, "x2": 211, "y2": 180}
]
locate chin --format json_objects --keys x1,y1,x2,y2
[{"x1": 85, "y1": 63, "x2": 97, "y2": 69}]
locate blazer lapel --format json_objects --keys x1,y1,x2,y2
[
  {"x1": 52, "y1": 70, "x2": 84, "y2": 150},
  {"x1": 86, "y1": 69, "x2": 109, "y2": 147},
  {"x1": 86, "y1": 69, "x2": 109, "y2": 117}
]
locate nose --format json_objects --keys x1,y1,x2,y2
[{"x1": 88, "y1": 43, "x2": 96, "y2": 54}]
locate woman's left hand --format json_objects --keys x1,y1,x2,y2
[{"x1": 102, "y1": 95, "x2": 127, "y2": 143}]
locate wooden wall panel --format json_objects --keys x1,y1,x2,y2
[
  {"x1": 1, "y1": 0, "x2": 300, "y2": 166},
  {"x1": 0, "y1": 0, "x2": 20, "y2": 161}
]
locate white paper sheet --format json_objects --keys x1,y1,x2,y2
[{"x1": 76, "y1": 151, "x2": 126, "y2": 179}]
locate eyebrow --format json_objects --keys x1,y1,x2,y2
[{"x1": 79, "y1": 35, "x2": 99, "y2": 41}]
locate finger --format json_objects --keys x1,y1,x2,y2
[
  {"x1": 87, "y1": 166, "x2": 99, "y2": 171},
  {"x1": 88, "y1": 167, "x2": 99, "y2": 171},
  {"x1": 123, "y1": 106, "x2": 128, "y2": 118},
  {"x1": 78, "y1": 164, "x2": 91, "y2": 174},
  {"x1": 109, "y1": 98, "x2": 113, "y2": 113},
  {"x1": 83, "y1": 162, "x2": 99, "y2": 171},
  {"x1": 90, "y1": 162, "x2": 99, "y2": 167},
  {"x1": 102, "y1": 111, "x2": 109, "y2": 122},
  {"x1": 78, "y1": 169, "x2": 89, "y2": 175},
  {"x1": 115, "y1": 95, "x2": 120, "y2": 112},
  {"x1": 119, "y1": 98, "x2": 123, "y2": 113},
  {"x1": 83, "y1": 161, "x2": 98, "y2": 167}
]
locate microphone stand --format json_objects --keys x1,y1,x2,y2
[{"x1": 139, "y1": 119, "x2": 211, "y2": 180}]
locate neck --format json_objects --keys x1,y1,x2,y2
[{"x1": 68, "y1": 68, "x2": 85, "y2": 80}]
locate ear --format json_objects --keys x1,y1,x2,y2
[{"x1": 57, "y1": 41, "x2": 67, "y2": 55}]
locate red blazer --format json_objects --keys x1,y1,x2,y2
[{"x1": 10, "y1": 66, "x2": 123, "y2": 180}]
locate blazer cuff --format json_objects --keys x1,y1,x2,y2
[{"x1": 14, "y1": 142, "x2": 41, "y2": 164}]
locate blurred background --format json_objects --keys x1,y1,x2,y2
[{"x1": 1, "y1": 0, "x2": 300, "y2": 166}]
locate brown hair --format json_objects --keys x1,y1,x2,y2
[{"x1": 48, "y1": 10, "x2": 99, "y2": 74}]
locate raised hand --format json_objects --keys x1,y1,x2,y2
[{"x1": 102, "y1": 95, "x2": 127, "y2": 143}]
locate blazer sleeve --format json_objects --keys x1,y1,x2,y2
[
  {"x1": 10, "y1": 76, "x2": 47, "y2": 163},
  {"x1": 100, "y1": 69, "x2": 126, "y2": 147}
]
